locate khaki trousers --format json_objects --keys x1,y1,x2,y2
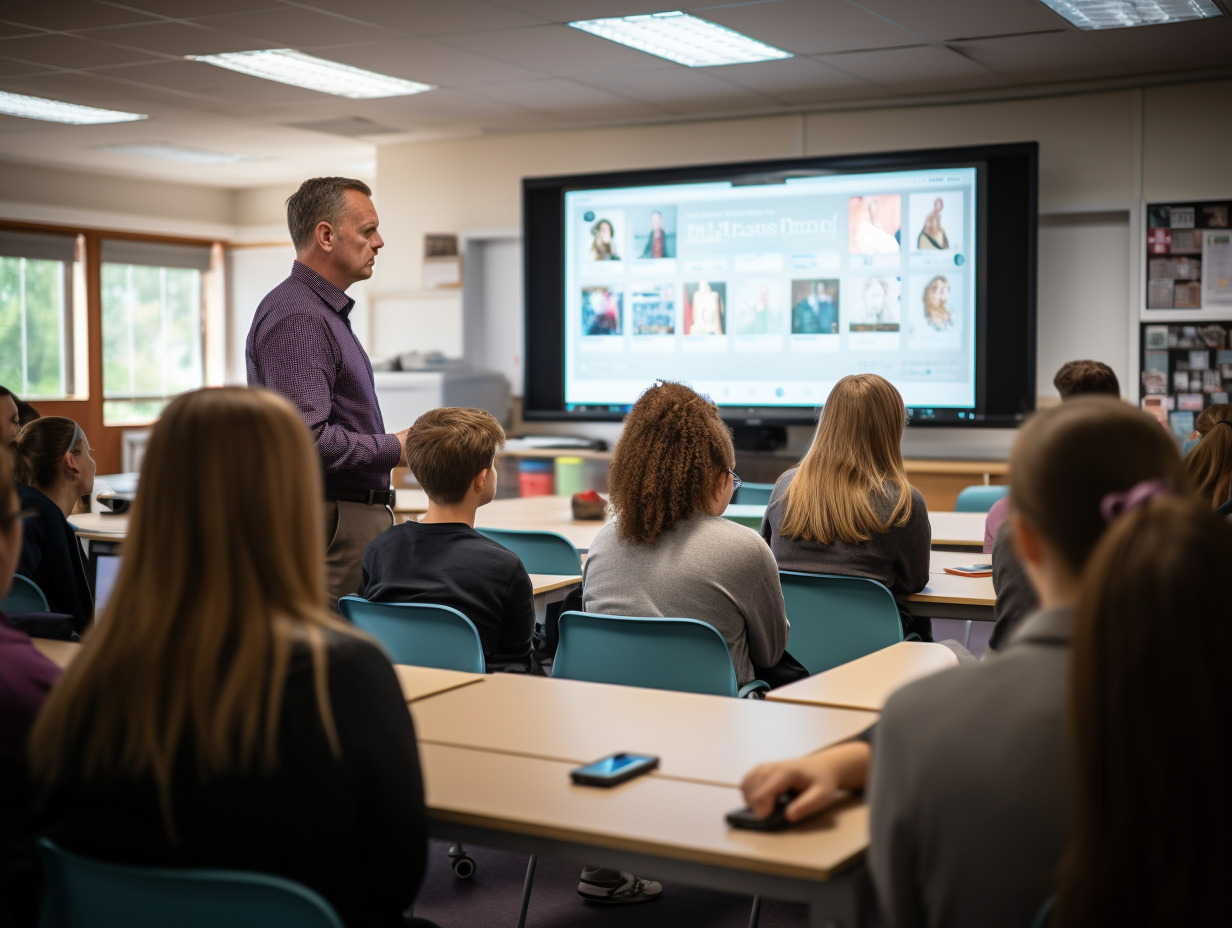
[{"x1": 323, "y1": 499, "x2": 393, "y2": 611}]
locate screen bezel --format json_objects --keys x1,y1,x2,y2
[{"x1": 523, "y1": 142, "x2": 1037, "y2": 428}]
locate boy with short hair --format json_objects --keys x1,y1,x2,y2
[{"x1": 358, "y1": 407, "x2": 534, "y2": 671}]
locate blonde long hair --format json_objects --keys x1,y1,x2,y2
[
  {"x1": 780, "y1": 374, "x2": 912, "y2": 544},
  {"x1": 30, "y1": 387, "x2": 350, "y2": 835}
]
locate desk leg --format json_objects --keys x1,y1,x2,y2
[{"x1": 804, "y1": 866, "x2": 864, "y2": 928}]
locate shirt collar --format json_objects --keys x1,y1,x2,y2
[
  {"x1": 1005, "y1": 605, "x2": 1074, "y2": 649},
  {"x1": 291, "y1": 260, "x2": 355, "y2": 320}
]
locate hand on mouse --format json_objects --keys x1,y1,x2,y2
[{"x1": 740, "y1": 740, "x2": 872, "y2": 824}]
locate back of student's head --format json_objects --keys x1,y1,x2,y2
[
  {"x1": 13, "y1": 416, "x2": 83, "y2": 488},
  {"x1": 1052, "y1": 360, "x2": 1120, "y2": 399},
  {"x1": 30, "y1": 386, "x2": 343, "y2": 828},
  {"x1": 782, "y1": 373, "x2": 912, "y2": 545},
  {"x1": 1056, "y1": 496, "x2": 1232, "y2": 927},
  {"x1": 16, "y1": 399, "x2": 39, "y2": 426},
  {"x1": 404, "y1": 407, "x2": 505, "y2": 504},
  {"x1": 0, "y1": 445, "x2": 17, "y2": 595},
  {"x1": 1009, "y1": 397, "x2": 1185, "y2": 574},
  {"x1": 1187, "y1": 404, "x2": 1232, "y2": 509},
  {"x1": 608, "y1": 380, "x2": 733, "y2": 545}
]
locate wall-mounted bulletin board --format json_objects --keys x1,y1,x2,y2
[{"x1": 1139, "y1": 199, "x2": 1232, "y2": 441}]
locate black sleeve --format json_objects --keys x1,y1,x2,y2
[
  {"x1": 497, "y1": 562, "x2": 535, "y2": 660},
  {"x1": 329, "y1": 636, "x2": 428, "y2": 918}
]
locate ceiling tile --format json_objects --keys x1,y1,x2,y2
[
  {"x1": 292, "y1": 0, "x2": 550, "y2": 35},
  {"x1": 713, "y1": 56, "x2": 886, "y2": 105},
  {"x1": 69, "y1": 59, "x2": 332, "y2": 106},
  {"x1": 954, "y1": 31, "x2": 1125, "y2": 83},
  {"x1": 103, "y1": 0, "x2": 288, "y2": 16},
  {"x1": 194, "y1": 8, "x2": 393, "y2": 46},
  {"x1": 575, "y1": 66, "x2": 783, "y2": 115},
  {"x1": 0, "y1": 2, "x2": 160, "y2": 31},
  {"x1": 851, "y1": 0, "x2": 1068, "y2": 42},
  {"x1": 0, "y1": 33, "x2": 165, "y2": 69},
  {"x1": 816, "y1": 44, "x2": 1007, "y2": 93},
  {"x1": 310, "y1": 38, "x2": 547, "y2": 87},
  {"x1": 481, "y1": 0, "x2": 674, "y2": 21},
  {"x1": 1084, "y1": 18, "x2": 1232, "y2": 73},
  {"x1": 0, "y1": 69, "x2": 206, "y2": 112},
  {"x1": 0, "y1": 58, "x2": 59, "y2": 78},
  {"x1": 439, "y1": 23, "x2": 678, "y2": 76},
  {"x1": 77, "y1": 22, "x2": 270, "y2": 57},
  {"x1": 699, "y1": 0, "x2": 923, "y2": 55},
  {"x1": 467, "y1": 76, "x2": 670, "y2": 120},
  {"x1": 0, "y1": 22, "x2": 50, "y2": 39}
]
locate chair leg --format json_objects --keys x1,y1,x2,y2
[
  {"x1": 516, "y1": 855, "x2": 538, "y2": 928},
  {"x1": 748, "y1": 894, "x2": 762, "y2": 928},
  {"x1": 962, "y1": 620, "x2": 973, "y2": 649}
]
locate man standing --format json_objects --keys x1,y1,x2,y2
[{"x1": 247, "y1": 177, "x2": 407, "y2": 606}]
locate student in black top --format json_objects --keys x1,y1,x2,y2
[
  {"x1": 359, "y1": 407, "x2": 535, "y2": 671},
  {"x1": 13, "y1": 417, "x2": 95, "y2": 634},
  {"x1": 29, "y1": 387, "x2": 429, "y2": 928}
]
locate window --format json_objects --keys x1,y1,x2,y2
[
  {"x1": 101, "y1": 240, "x2": 214, "y2": 424},
  {"x1": 0, "y1": 230, "x2": 81, "y2": 398}
]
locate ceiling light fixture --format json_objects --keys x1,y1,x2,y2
[
  {"x1": 1035, "y1": 0, "x2": 1222, "y2": 29},
  {"x1": 568, "y1": 11, "x2": 792, "y2": 67},
  {"x1": 0, "y1": 91, "x2": 147, "y2": 125},
  {"x1": 98, "y1": 143, "x2": 257, "y2": 165},
  {"x1": 186, "y1": 48, "x2": 435, "y2": 98}
]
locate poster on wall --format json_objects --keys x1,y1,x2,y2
[
  {"x1": 1145, "y1": 199, "x2": 1232, "y2": 310},
  {"x1": 1140, "y1": 322, "x2": 1232, "y2": 433}
]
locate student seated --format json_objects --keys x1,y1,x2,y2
[
  {"x1": 13, "y1": 417, "x2": 95, "y2": 634},
  {"x1": 1054, "y1": 496, "x2": 1232, "y2": 927},
  {"x1": 759, "y1": 373, "x2": 931, "y2": 640},
  {"x1": 0, "y1": 386, "x2": 19, "y2": 450},
  {"x1": 583, "y1": 379, "x2": 792, "y2": 688},
  {"x1": 740, "y1": 397, "x2": 1185, "y2": 928},
  {"x1": 1184, "y1": 403, "x2": 1232, "y2": 510},
  {"x1": 358, "y1": 407, "x2": 535, "y2": 672},
  {"x1": 29, "y1": 387, "x2": 429, "y2": 928},
  {"x1": 0, "y1": 445, "x2": 62, "y2": 928}
]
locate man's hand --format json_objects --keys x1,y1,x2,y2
[{"x1": 740, "y1": 741, "x2": 871, "y2": 824}]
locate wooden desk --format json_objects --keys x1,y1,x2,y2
[
  {"x1": 928, "y1": 511, "x2": 986, "y2": 549},
  {"x1": 422, "y1": 742, "x2": 866, "y2": 927},
  {"x1": 475, "y1": 495, "x2": 609, "y2": 552},
  {"x1": 412, "y1": 671, "x2": 875, "y2": 788},
  {"x1": 68, "y1": 512, "x2": 129, "y2": 539},
  {"x1": 32, "y1": 637, "x2": 81, "y2": 668},
  {"x1": 766, "y1": 642, "x2": 959, "y2": 712},
  {"x1": 392, "y1": 487, "x2": 430, "y2": 517},
  {"x1": 393, "y1": 665, "x2": 483, "y2": 703},
  {"x1": 529, "y1": 573, "x2": 581, "y2": 625},
  {"x1": 904, "y1": 550, "x2": 996, "y2": 622}
]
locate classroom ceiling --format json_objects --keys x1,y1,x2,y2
[{"x1": 0, "y1": 0, "x2": 1229, "y2": 189}]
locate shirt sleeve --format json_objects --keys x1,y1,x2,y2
[
  {"x1": 868, "y1": 701, "x2": 927, "y2": 928},
  {"x1": 740, "y1": 533, "x2": 790, "y2": 667},
  {"x1": 329, "y1": 637, "x2": 428, "y2": 919},
  {"x1": 498, "y1": 563, "x2": 536, "y2": 660},
  {"x1": 255, "y1": 312, "x2": 401, "y2": 474},
  {"x1": 891, "y1": 490, "x2": 932, "y2": 596}
]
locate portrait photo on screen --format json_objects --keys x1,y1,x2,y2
[
  {"x1": 790, "y1": 279, "x2": 840, "y2": 334},
  {"x1": 906, "y1": 273, "x2": 963, "y2": 347},
  {"x1": 847, "y1": 275, "x2": 901, "y2": 331},
  {"x1": 581, "y1": 208, "x2": 625, "y2": 262},
  {"x1": 683, "y1": 281, "x2": 726, "y2": 335},
  {"x1": 731, "y1": 279, "x2": 783, "y2": 335},
  {"x1": 631, "y1": 284, "x2": 676, "y2": 335},
  {"x1": 582, "y1": 286, "x2": 623, "y2": 335},
  {"x1": 909, "y1": 192, "x2": 963, "y2": 252},
  {"x1": 631, "y1": 205, "x2": 677, "y2": 259},
  {"x1": 849, "y1": 195, "x2": 902, "y2": 255}
]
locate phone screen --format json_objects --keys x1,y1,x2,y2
[{"x1": 578, "y1": 753, "x2": 654, "y2": 777}]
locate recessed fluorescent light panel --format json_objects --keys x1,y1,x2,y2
[
  {"x1": 186, "y1": 49, "x2": 435, "y2": 98},
  {"x1": 1036, "y1": 0, "x2": 1222, "y2": 29},
  {"x1": 0, "y1": 91, "x2": 147, "y2": 125},
  {"x1": 568, "y1": 11, "x2": 792, "y2": 67},
  {"x1": 98, "y1": 143, "x2": 257, "y2": 165}
]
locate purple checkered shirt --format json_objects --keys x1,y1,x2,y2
[{"x1": 246, "y1": 261, "x2": 401, "y2": 492}]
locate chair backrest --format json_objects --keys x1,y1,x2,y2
[
  {"x1": 778, "y1": 571, "x2": 903, "y2": 675},
  {"x1": 474, "y1": 528, "x2": 582, "y2": 574},
  {"x1": 552, "y1": 611, "x2": 738, "y2": 697},
  {"x1": 337, "y1": 597, "x2": 485, "y2": 673},
  {"x1": 3, "y1": 574, "x2": 50, "y2": 612},
  {"x1": 734, "y1": 482, "x2": 775, "y2": 506},
  {"x1": 37, "y1": 838, "x2": 345, "y2": 928},
  {"x1": 953, "y1": 484, "x2": 1009, "y2": 513}
]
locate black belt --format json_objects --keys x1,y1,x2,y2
[{"x1": 325, "y1": 487, "x2": 396, "y2": 506}]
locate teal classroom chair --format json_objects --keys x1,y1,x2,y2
[
  {"x1": 734, "y1": 482, "x2": 775, "y2": 506},
  {"x1": 474, "y1": 528, "x2": 582, "y2": 574},
  {"x1": 337, "y1": 597, "x2": 485, "y2": 673},
  {"x1": 953, "y1": 484, "x2": 1008, "y2": 513},
  {"x1": 2, "y1": 575, "x2": 50, "y2": 612},
  {"x1": 37, "y1": 838, "x2": 344, "y2": 928},
  {"x1": 778, "y1": 571, "x2": 905, "y2": 675},
  {"x1": 553, "y1": 611, "x2": 769, "y2": 698}
]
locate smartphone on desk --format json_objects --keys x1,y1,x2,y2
[
  {"x1": 942, "y1": 563, "x2": 993, "y2": 577},
  {"x1": 570, "y1": 752, "x2": 659, "y2": 787}
]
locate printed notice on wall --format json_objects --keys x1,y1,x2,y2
[{"x1": 1202, "y1": 231, "x2": 1232, "y2": 307}]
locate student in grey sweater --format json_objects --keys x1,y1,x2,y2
[{"x1": 582, "y1": 380, "x2": 789, "y2": 687}]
